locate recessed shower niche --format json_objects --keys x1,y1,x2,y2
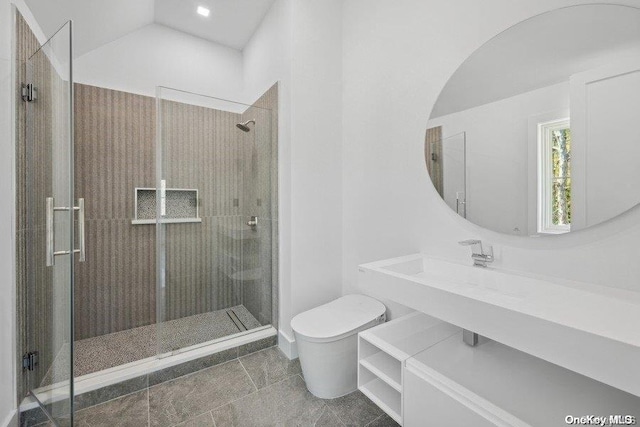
[{"x1": 132, "y1": 187, "x2": 200, "y2": 224}]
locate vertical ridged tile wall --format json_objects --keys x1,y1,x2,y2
[
  {"x1": 74, "y1": 84, "x2": 157, "y2": 339},
  {"x1": 159, "y1": 100, "x2": 244, "y2": 326},
  {"x1": 425, "y1": 126, "x2": 443, "y2": 197},
  {"x1": 240, "y1": 85, "x2": 278, "y2": 328}
]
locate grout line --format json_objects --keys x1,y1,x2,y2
[
  {"x1": 147, "y1": 387, "x2": 150, "y2": 427},
  {"x1": 208, "y1": 371, "x2": 302, "y2": 414},
  {"x1": 238, "y1": 357, "x2": 259, "y2": 392},
  {"x1": 324, "y1": 403, "x2": 347, "y2": 427},
  {"x1": 364, "y1": 414, "x2": 382, "y2": 427},
  {"x1": 209, "y1": 410, "x2": 216, "y2": 427}
]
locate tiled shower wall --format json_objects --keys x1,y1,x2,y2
[
  {"x1": 73, "y1": 84, "x2": 157, "y2": 339},
  {"x1": 74, "y1": 84, "x2": 279, "y2": 339},
  {"x1": 240, "y1": 86, "x2": 279, "y2": 327},
  {"x1": 16, "y1": 7, "x2": 279, "y2": 396}
]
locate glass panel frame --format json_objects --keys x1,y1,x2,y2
[
  {"x1": 25, "y1": 20, "x2": 75, "y2": 426},
  {"x1": 155, "y1": 87, "x2": 273, "y2": 358}
]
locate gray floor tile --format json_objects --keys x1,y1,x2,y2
[
  {"x1": 314, "y1": 407, "x2": 345, "y2": 426},
  {"x1": 324, "y1": 391, "x2": 383, "y2": 427},
  {"x1": 73, "y1": 390, "x2": 149, "y2": 427},
  {"x1": 149, "y1": 360, "x2": 256, "y2": 427},
  {"x1": 239, "y1": 347, "x2": 301, "y2": 389},
  {"x1": 365, "y1": 413, "x2": 400, "y2": 427},
  {"x1": 172, "y1": 411, "x2": 216, "y2": 427},
  {"x1": 20, "y1": 406, "x2": 50, "y2": 427},
  {"x1": 211, "y1": 374, "x2": 326, "y2": 426}
]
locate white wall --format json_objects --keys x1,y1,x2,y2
[
  {"x1": 288, "y1": 0, "x2": 343, "y2": 335},
  {"x1": 342, "y1": 0, "x2": 640, "y2": 315},
  {"x1": 571, "y1": 63, "x2": 640, "y2": 231},
  {"x1": 243, "y1": 0, "x2": 344, "y2": 348},
  {"x1": 0, "y1": 0, "x2": 16, "y2": 424},
  {"x1": 74, "y1": 23, "x2": 244, "y2": 100},
  {"x1": 428, "y1": 82, "x2": 570, "y2": 236}
]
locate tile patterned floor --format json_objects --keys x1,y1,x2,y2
[
  {"x1": 42, "y1": 305, "x2": 263, "y2": 385},
  {"x1": 37, "y1": 347, "x2": 400, "y2": 427}
]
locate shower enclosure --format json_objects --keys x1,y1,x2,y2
[
  {"x1": 155, "y1": 87, "x2": 275, "y2": 355},
  {"x1": 17, "y1": 13, "x2": 278, "y2": 422}
]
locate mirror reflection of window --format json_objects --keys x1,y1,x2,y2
[{"x1": 538, "y1": 119, "x2": 571, "y2": 234}]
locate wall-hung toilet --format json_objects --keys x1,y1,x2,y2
[{"x1": 291, "y1": 294, "x2": 386, "y2": 399}]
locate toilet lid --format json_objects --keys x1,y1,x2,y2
[{"x1": 291, "y1": 294, "x2": 386, "y2": 341}]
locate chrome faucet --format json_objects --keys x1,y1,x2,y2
[{"x1": 458, "y1": 239, "x2": 493, "y2": 267}]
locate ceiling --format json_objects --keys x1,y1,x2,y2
[
  {"x1": 24, "y1": 0, "x2": 276, "y2": 57},
  {"x1": 155, "y1": 0, "x2": 276, "y2": 50}
]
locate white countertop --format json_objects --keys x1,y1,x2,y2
[{"x1": 358, "y1": 253, "x2": 640, "y2": 396}]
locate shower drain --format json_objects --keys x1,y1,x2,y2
[{"x1": 227, "y1": 309, "x2": 248, "y2": 332}]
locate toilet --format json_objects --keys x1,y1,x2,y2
[{"x1": 291, "y1": 294, "x2": 386, "y2": 398}]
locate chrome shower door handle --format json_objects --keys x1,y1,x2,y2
[
  {"x1": 46, "y1": 197, "x2": 54, "y2": 266},
  {"x1": 45, "y1": 197, "x2": 87, "y2": 267},
  {"x1": 77, "y1": 198, "x2": 86, "y2": 262}
]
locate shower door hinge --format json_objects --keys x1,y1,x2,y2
[
  {"x1": 21, "y1": 83, "x2": 37, "y2": 102},
  {"x1": 22, "y1": 351, "x2": 39, "y2": 371}
]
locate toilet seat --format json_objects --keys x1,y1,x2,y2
[{"x1": 291, "y1": 294, "x2": 386, "y2": 342}]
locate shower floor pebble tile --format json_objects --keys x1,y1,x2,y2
[
  {"x1": 42, "y1": 305, "x2": 263, "y2": 385},
  {"x1": 34, "y1": 347, "x2": 399, "y2": 427}
]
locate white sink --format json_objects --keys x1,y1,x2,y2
[{"x1": 359, "y1": 254, "x2": 640, "y2": 396}]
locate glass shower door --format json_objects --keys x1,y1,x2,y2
[
  {"x1": 24, "y1": 21, "x2": 76, "y2": 425},
  {"x1": 155, "y1": 87, "x2": 274, "y2": 356}
]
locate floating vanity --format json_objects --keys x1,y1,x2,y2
[
  {"x1": 358, "y1": 254, "x2": 640, "y2": 397},
  {"x1": 358, "y1": 312, "x2": 640, "y2": 426},
  {"x1": 404, "y1": 330, "x2": 640, "y2": 426}
]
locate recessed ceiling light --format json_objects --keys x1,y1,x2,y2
[{"x1": 197, "y1": 6, "x2": 210, "y2": 17}]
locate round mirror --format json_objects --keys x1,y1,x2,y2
[{"x1": 426, "y1": 4, "x2": 640, "y2": 236}]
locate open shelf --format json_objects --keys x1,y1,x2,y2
[
  {"x1": 360, "y1": 351, "x2": 401, "y2": 391},
  {"x1": 360, "y1": 378, "x2": 402, "y2": 424},
  {"x1": 358, "y1": 312, "x2": 461, "y2": 425}
]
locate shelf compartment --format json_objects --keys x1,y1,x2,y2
[
  {"x1": 133, "y1": 187, "x2": 200, "y2": 224},
  {"x1": 358, "y1": 312, "x2": 462, "y2": 425},
  {"x1": 360, "y1": 377, "x2": 402, "y2": 424},
  {"x1": 359, "y1": 351, "x2": 401, "y2": 391}
]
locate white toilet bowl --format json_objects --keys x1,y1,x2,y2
[{"x1": 291, "y1": 294, "x2": 386, "y2": 399}]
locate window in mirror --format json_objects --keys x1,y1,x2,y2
[{"x1": 538, "y1": 119, "x2": 571, "y2": 234}]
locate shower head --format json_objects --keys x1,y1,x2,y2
[{"x1": 236, "y1": 119, "x2": 256, "y2": 132}]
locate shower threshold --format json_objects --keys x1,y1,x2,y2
[{"x1": 23, "y1": 324, "x2": 277, "y2": 412}]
